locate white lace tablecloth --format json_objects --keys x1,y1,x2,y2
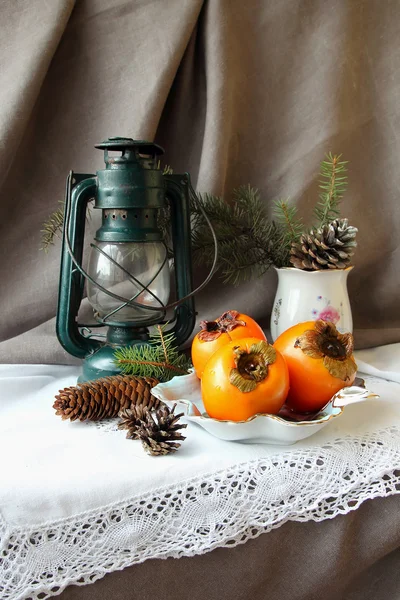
[{"x1": 1, "y1": 345, "x2": 400, "y2": 600}]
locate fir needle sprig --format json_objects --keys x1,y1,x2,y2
[
  {"x1": 273, "y1": 199, "x2": 304, "y2": 267},
  {"x1": 114, "y1": 324, "x2": 191, "y2": 381},
  {"x1": 40, "y1": 200, "x2": 93, "y2": 252},
  {"x1": 40, "y1": 202, "x2": 65, "y2": 252},
  {"x1": 190, "y1": 185, "x2": 281, "y2": 285},
  {"x1": 314, "y1": 153, "x2": 348, "y2": 227}
]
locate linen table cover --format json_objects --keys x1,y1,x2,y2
[{"x1": 1, "y1": 345, "x2": 400, "y2": 599}]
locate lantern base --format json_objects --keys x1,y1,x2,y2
[{"x1": 78, "y1": 326, "x2": 151, "y2": 382}]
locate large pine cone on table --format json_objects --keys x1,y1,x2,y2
[{"x1": 53, "y1": 375, "x2": 160, "y2": 421}]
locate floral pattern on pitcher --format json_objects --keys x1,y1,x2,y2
[
  {"x1": 273, "y1": 298, "x2": 282, "y2": 326},
  {"x1": 311, "y1": 297, "x2": 343, "y2": 325}
]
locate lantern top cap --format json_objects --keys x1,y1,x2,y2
[{"x1": 95, "y1": 137, "x2": 164, "y2": 156}]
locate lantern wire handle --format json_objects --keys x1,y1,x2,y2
[
  {"x1": 161, "y1": 179, "x2": 218, "y2": 309},
  {"x1": 63, "y1": 172, "x2": 218, "y2": 318}
]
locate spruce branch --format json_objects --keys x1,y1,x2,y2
[
  {"x1": 40, "y1": 202, "x2": 65, "y2": 252},
  {"x1": 117, "y1": 359, "x2": 188, "y2": 375},
  {"x1": 163, "y1": 165, "x2": 174, "y2": 176},
  {"x1": 273, "y1": 199, "x2": 304, "y2": 267},
  {"x1": 274, "y1": 200, "x2": 303, "y2": 242},
  {"x1": 190, "y1": 185, "x2": 280, "y2": 285},
  {"x1": 314, "y1": 153, "x2": 348, "y2": 227},
  {"x1": 156, "y1": 161, "x2": 174, "y2": 176},
  {"x1": 114, "y1": 324, "x2": 191, "y2": 381}
]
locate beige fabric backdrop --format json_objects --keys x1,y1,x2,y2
[{"x1": 0, "y1": 0, "x2": 399, "y2": 364}]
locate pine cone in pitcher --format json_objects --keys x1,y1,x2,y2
[
  {"x1": 53, "y1": 375, "x2": 159, "y2": 421},
  {"x1": 119, "y1": 403, "x2": 187, "y2": 456},
  {"x1": 290, "y1": 218, "x2": 358, "y2": 270}
]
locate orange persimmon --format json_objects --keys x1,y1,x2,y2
[
  {"x1": 273, "y1": 320, "x2": 357, "y2": 413},
  {"x1": 201, "y1": 337, "x2": 289, "y2": 421},
  {"x1": 191, "y1": 310, "x2": 266, "y2": 379}
]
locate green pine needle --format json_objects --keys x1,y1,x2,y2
[
  {"x1": 314, "y1": 152, "x2": 348, "y2": 227},
  {"x1": 273, "y1": 199, "x2": 304, "y2": 267},
  {"x1": 162, "y1": 164, "x2": 174, "y2": 175},
  {"x1": 114, "y1": 324, "x2": 191, "y2": 381},
  {"x1": 40, "y1": 202, "x2": 65, "y2": 252},
  {"x1": 156, "y1": 161, "x2": 174, "y2": 176},
  {"x1": 190, "y1": 185, "x2": 280, "y2": 285}
]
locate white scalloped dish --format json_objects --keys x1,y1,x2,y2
[{"x1": 151, "y1": 372, "x2": 379, "y2": 445}]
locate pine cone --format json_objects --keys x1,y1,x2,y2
[
  {"x1": 53, "y1": 375, "x2": 159, "y2": 422},
  {"x1": 119, "y1": 404, "x2": 187, "y2": 456},
  {"x1": 290, "y1": 218, "x2": 358, "y2": 270}
]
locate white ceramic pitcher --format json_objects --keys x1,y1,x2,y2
[{"x1": 270, "y1": 267, "x2": 353, "y2": 341}]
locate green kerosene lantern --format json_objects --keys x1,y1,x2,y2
[{"x1": 56, "y1": 137, "x2": 202, "y2": 382}]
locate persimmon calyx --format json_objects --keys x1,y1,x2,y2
[
  {"x1": 294, "y1": 319, "x2": 357, "y2": 381},
  {"x1": 229, "y1": 341, "x2": 276, "y2": 393},
  {"x1": 197, "y1": 310, "x2": 246, "y2": 341}
]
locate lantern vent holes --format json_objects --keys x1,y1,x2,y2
[{"x1": 104, "y1": 210, "x2": 128, "y2": 220}]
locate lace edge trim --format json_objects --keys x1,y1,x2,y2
[{"x1": 1, "y1": 426, "x2": 400, "y2": 600}]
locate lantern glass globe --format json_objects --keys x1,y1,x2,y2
[{"x1": 87, "y1": 241, "x2": 170, "y2": 323}]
